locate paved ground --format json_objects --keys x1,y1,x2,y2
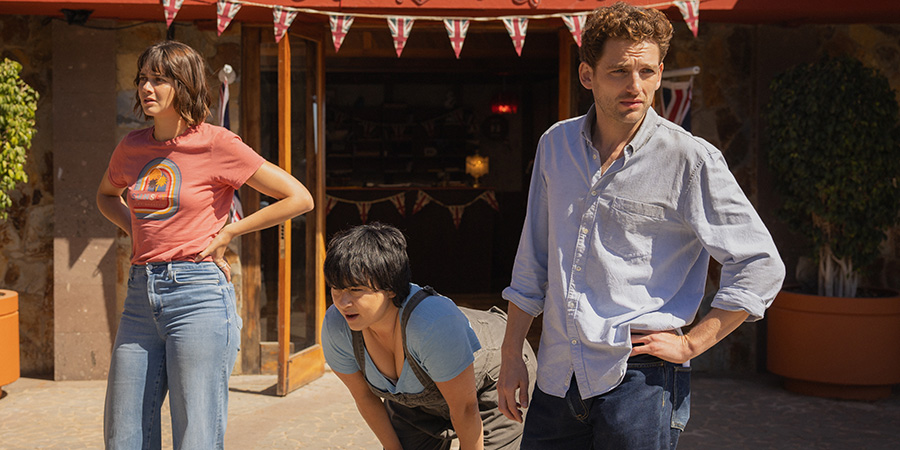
[{"x1": 1, "y1": 368, "x2": 898, "y2": 449}]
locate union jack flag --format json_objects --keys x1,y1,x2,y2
[
  {"x1": 502, "y1": 18, "x2": 529, "y2": 56},
  {"x1": 273, "y1": 6, "x2": 298, "y2": 43},
  {"x1": 675, "y1": 0, "x2": 700, "y2": 37},
  {"x1": 160, "y1": 0, "x2": 183, "y2": 28},
  {"x1": 561, "y1": 14, "x2": 586, "y2": 47},
  {"x1": 387, "y1": 17, "x2": 415, "y2": 57},
  {"x1": 660, "y1": 79, "x2": 693, "y2": 131},
  {"x1": 216, "y1": 1, "x2": 241, "y2": 36},
  {"x1": 329, "y1": 15, "x2": 355, "y2": 53},
  {"x1": 443, "y1": 19, "x2": 469, "y2": 59}
]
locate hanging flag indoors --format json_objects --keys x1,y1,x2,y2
[
  {"x1": 387, "y1": 17, "x2": 415, "y2": 57},
  {"x1": 660, "y1": 78, "x2": 693, "y2": 131},
  {"x1": 443, "y1": 19, "x2": 470, "y2": 59},
  {"x1": 561, "y1": 14, "x2": 586, "y2": 47},
  {"x1": 273, "y1": 6, "x2": 298, "y2": 43},
  {"x1": 502, "y1": 17, "x2": 529, "y2": 56},
  {"x1": 675, "y1": 0, "x2": 700, "y2": 37},
  {"x1": 216, "y1": 1, "x2": 241, "y2": 36},
  {"x1": 329, "y1": 15, "x2": 355, "y2": 53},
  {"x1": 161, "y1": 0, "x2": 184, "y2": 28}
]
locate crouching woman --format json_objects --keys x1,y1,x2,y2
[{"x1": 321, "y1": 223, "x2": 536, "y2": 450}]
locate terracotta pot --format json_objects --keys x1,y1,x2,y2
[
  {"x1": 767, "y1": 289, "x2": 900, "y2": 401},
  {"x1": 0, "y1": 289, "x2": 20, "y2": 393}
]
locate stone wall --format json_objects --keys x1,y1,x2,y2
[{"x1": 0, "y1": 15, "x2": 54, "y2": 377}]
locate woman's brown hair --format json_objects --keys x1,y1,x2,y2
[{"x1": 133, "y1": 41, "x2": 211, "y2": 126}]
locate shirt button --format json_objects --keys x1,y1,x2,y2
[
  {"x1": 591, "y1": 190, "x2": 597, "y2": 196},
  {"x1": 593, "y1": 154, "x2": 598, "y2": 160},
  {"x1": 571, "y1": 339, "x2": 577, "y2": 345},
  {"x1": 568, "y1": 301, "x2": 575, "y2": 308},
  {"x1": 581, "y1": 227, "x2": 589, "y2": 235},
  {"x1": 575, "y1": 266, "x2": 582, "y2": 272}
]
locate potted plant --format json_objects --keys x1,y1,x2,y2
[
  {"x1": 764, "y1": 55, "x2": 900, "y2": 400},
  {"x1": 1, "y1": 57, "x2": 38, "y2": 394}
]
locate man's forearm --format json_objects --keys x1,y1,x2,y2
[
  {"x1": 501, "y1": 302, "x2": 534, "y2": 358},
  {"x1": 684, "y1": 307, "x2": 749, "y2": 358}
]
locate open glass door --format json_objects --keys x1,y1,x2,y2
[{"x1": 253, "y1": 26, "x2": 326, "y2": 396}]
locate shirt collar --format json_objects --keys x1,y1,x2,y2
[{"x1": 580, "y1": 105, "x2": 660, "y2": 160}]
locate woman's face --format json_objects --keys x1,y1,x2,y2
[
  {"x1": 137, "y1": 65, "x2": 178, "y2": 121},
  {"x1": 331, "y1": 285, "x2": 397, "y2": 331}
]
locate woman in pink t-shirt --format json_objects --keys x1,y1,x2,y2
[{"x1": 97, "y1": 41, "x2": 314, "y2": 450}]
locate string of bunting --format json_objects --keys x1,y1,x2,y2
[
  {"x1": 326, "y1": 190, "x2": 500, "y2": 228},
  {"x1": 161, "y1": 0, "x2": 702, "y2": 49}
]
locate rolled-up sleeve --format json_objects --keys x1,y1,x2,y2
[
  {"x1": 503, "y1": 137, "x2": 551, "y2": 318},
  {"x1": 681, "y1": 151, "x2": 786, "y2": 321}
]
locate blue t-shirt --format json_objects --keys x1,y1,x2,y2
[{"x1": 322, "y1": 284, "x2": 481, "y2": 394}]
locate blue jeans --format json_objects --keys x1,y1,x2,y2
[
  {"x1": 104, "y1": 262, "x2": 241, "y2": 450},
  {"x1": 521, "y1": 355, "x2": 691, "y2": 450}
]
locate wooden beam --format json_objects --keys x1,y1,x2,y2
[
  {"x1": 276, "y1": 33, "x2": 292, "y2": 397},
  {"x1": 558, "y1": 27, "x2": 572, "y2": 121},
  {"x1": 239, "y1": 25, "x2": 263, "y2": 374}
]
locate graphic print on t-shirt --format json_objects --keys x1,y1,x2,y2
[{"x1": 130, "y1": 157, "x2": 181, "y2": 220}]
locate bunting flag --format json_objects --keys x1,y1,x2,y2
[
  {"x1": 443, "y1": 19, "x2": 469, "y2": 59},
  {"x1": 329, "y1": 15, "x2": 355, "y2": 53},
  {"x1": 389, "y1": 193, "x2": 406, "y2": 217},
  {"x1": 356, "y1": 202, "x2": 372, "y2": 224},
  {"x1": 660, "y1": 78, "x2": 693, "y2": 131},
  {"x1": 325, "y1": 196, "x2": 338, "y2": 215},
  {"x1": 387, "y1": 17, "x2": 415, "y2": 57},
  {"x1": 161, "y1": 0, "x2": 184, "y2": 28},
  {"x1": 216, "y1": 1, "x2": 241, "y2": 36},
  {"x1": 675, "y1": 0, "x2": 700, "y2": 37},
  {"x1": 412, "y1": 190, "x2": 432, "y2": 215},
  {"x1": 273, "y1": 6, "x2": 298, "y2": 43},
  {"x1": 480, "y1": 190, "x2": 500, "y2": 211},
  {"x1": 502, "y1": 18, "x2": 529, "y2": 56},
  {"x1": 447, "y1": 205, "x2": 466, "y2": 229},
  {"x1": 561, "y1": 14, "x2": 586, "y2": 47}
]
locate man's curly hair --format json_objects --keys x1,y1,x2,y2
[{"x1": 580, "y1": 2, "x2": 674, "y2": 68}]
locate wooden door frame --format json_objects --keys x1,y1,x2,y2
[{"x1": 275, "y1": 27, "x2": 328, "y2": 396}]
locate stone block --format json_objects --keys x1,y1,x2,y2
[{"x1": 54, "y1": 331, "x2": 113, "y2": 380}]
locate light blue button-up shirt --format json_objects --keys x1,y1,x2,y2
[{"x1": 502, "y1": 106, "x2": 785, "y2": 399}]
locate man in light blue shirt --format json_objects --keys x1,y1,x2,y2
[{"x1": 497, "y1": 3, "x2": 786, "y2": 449}]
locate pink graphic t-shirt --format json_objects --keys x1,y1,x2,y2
[{"x1": 107, "y1": 123, "x2": 266, "y2": 264}]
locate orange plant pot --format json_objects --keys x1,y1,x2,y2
[
  {"x1": 0, "y1": 289, "x2": 21, "y2": 392},
  {"x1": 767, "y1": 289, "x2": 900, "y2": 401}
]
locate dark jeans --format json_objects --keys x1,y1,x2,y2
[{"x1": 521, "y1": 355, "x2": 691, "y2": 450}]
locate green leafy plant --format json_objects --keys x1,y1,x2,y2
[
  {"x1": 0, "y1": 58, "x2": 38, "y2": 220},
  {"x1": 765, "y1": 55, "x2": 900, "y2": 298}
]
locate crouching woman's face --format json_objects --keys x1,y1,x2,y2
[{"x1": 331, "y1": 286, "x2": 398, "y2": 331}]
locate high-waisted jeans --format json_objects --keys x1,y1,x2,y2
[{"x1": 104, "y1": 262, "x2": 241, "y2": 450}]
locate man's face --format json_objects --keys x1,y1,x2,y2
[{"x1": 579, "y1": 38, "x2": 663, "y2": 128}]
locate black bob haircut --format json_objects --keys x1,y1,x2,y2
[{"x1": 324, "y1": 223, "x2": 411, "y2": 307}]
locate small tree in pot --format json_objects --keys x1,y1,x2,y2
[
  {"x1": 765, "y1": 55, "x2": 900, "y2": 298},
  {"x1": 0, "y1": 58, "x2": 38, "y2": 221}
]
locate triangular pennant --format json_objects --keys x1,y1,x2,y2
[
  {"x1": 443, "y1": 19, "x2": 469, "y2": 59},
  {"x1": 391, "y1": 124, "x2": 406, "y2": 139},
  {"x1": 480, "y1": 190, "x2": 500, "y2": 212},
  {"x1": 389, "y1": 193, "x2": 406, "y2": 217},
  {"x1": 356, "y1": 201, "x2": 372, "y2": 224},
  {"x1": 561, "y1": 14, "x2": 586, "y2": 47},
  {"x1": 502, "y1": 18, "x2": 529, "y2": 56},
  {"x1": 329, "y1": 15, "x2": 355, "y2": 53},
  {"x1": 273, "y1": 6, "x2": 298, "y2": 43},
  {"x1": 161, "y1": 0, "x2": 184, "y2": 28},
  {"x1": 325, "y1": 195, "x2": 338, "y2": 215},
  {"x1": 448, "y1": 205, "x2": 466, "y2": 229},
  {"x1": 412, "y1": 190, "x2": 432, "y2": 215},
  {"x1": 675, "y1": 0, "x2": 700, "y2": 37},
  {"x1": 387, "y1": 17, "x2": 415, "y2": 57},
  {"x1": 216, "y1": 1, "x2": 241, "y2": 36}
]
